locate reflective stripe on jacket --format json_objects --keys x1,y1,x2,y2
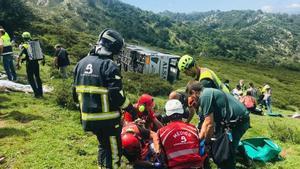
[
  {"x1": 158, "y1": 121, "x2": 203, "y2": 169},
  {"x1": 199, "y1": 68, "x2": 229, "y2": 93},
  {"x1": 73, "y1": 54, "x2": 128, "y2": 131},
  {"x1": 0, "y1": 33, "x2": 13, "y2": 55},
  {"x1": 76, "y1": 85, "x2": 120, "y2": 121}
]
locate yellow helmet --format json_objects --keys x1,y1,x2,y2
[
  {"x1": 22, "y1": 32, "x2": 31, "y2": 39},
  {"x1": 178, "y1": 55, "x2": 195, "y2": 72}
]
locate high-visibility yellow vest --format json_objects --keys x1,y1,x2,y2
[
  {"x1": 1, "y1": 33, "x2": 11, "y2": 47},
  {"x1": 198, "y1": 68, "x2": 230, "y2": 93},
  {"x1": 0, "y1": 33, "x2": 13, "y2": 55}
]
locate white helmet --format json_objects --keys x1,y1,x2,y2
[{"x1": 165, "y1": 99, "x2": 184, "y2": 116}]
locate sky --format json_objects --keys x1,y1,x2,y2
[{"x1": 120, "y1": 0, "x2": 300, "y2": 14}]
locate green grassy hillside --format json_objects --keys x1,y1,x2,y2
[
  {"x1": 2, "y1": 0, "x2": 300, "y2": 66},
  {"x1": 1, "y1": 55, "x2": 300, "y2": 169},
  {"x1": 189, "y1": 57, "x2": 300, "y2": 110}
]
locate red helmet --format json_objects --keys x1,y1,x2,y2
[
  {"x1": 137, "y1": 94, "x2": 155, "y2": 109},
  {"x1": 121, "y1": 133, "x2": 141, "y2": 154}
]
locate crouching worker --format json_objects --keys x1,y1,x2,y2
[
  {"x1": 167, "y1": 90, "x2": 194, "y2": 123},
  {"x1": 240, "y1": 90, "x2": 262, "y2": 115},
  {"x1": 121, "y1": 122, "x2": 162, "y2": 169},
  {"x1": 158, "y1": 99, "x2": 205, "y2": 169},
  {"x1": 187, "y1": 81, "x2": 250, "y2": 169},
  {"x1": 123, "y1": 94, "x2": 163, "y2": 131}
]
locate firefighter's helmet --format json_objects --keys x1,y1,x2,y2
[
  {"x1": 22, "y1": 32, "x2": 31, "y2": 39},
  {"x1": 121, "y1": 133, "x2": 141, "y2": 154},
  {"x1": 97, "y1": 29, "x2": 124, "y2": 55}
]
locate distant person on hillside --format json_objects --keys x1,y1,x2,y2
[
  {"x1": 17, "y1": 32, "x2": 44, "y2": 98},
  {"x1": 240, "y1": 90, "x2": 262, "y2": 115},
  {"x1": 53, "y1": 44, "x2": 70, "y2": 79},
  {"x1": 232, "y1": 84, "x2": 243, "y2": 100},
  {"x1": 248, "y1": 82, "x2": 258, "y2": 99},
  {"x1": 239, "y1": 79, "x2": 247, "y2": 93},
  {"x1": 0, "y1": 26, "x2": 17, "y2": 81},
  {"x1": 262, "y1": 84, "x2": 273, "y2": 114},
  {"x1": 177, "y1": 54, "x2": 229, "y2": 93}
]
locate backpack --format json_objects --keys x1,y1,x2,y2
[
  {"x1": 27, "y1": 40, "x2": 43, "y2": 60},
  {"x1": 242, "y1": 96, "x2": 255, "y2": 108}
]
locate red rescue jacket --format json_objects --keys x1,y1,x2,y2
[
  {"x1": 158, "y1": 121, "x2": 204, "y2": 169},
  {"x1": 121, "y1": 123, "x2": 150, "y2": 160}
]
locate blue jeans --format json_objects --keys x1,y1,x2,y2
[
  {"x1": 265, "y1": 97, "x2": 272, "y2": 114},
  {"x1": 2, "y1": 54, "x2": 17, "y2": 81}
]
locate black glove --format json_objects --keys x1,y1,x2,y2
[
  {"x1": 21, "y1": 58, "x2": 26, "y2": 64},
  {"x1": 41, "y1": 59, "x2": 46, "y2": 66},
  {"x1": 123, "y1": 103, "x2": 138, "y2": 119}
]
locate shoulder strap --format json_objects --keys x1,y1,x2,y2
[
  {"x1": 157, "y1": 129, "x2": 169, "y2": 164},
  {"x1": 221, "y1": 90, "x2": 231, "y2": 124}
]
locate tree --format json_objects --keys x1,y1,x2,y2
[{"x1": 0, "y1": 0, "x2": 35, "y2": 34}]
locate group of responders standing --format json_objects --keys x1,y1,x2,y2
[
  {"x1": 230, "y1": 79, "x2": 273, "y2": 115},
  {"x1": 72, "y1": 29, "x2": 250, "y2": 169},
  {"x1": 0, "y1": 26, "x2": 70, "y2": 98}
]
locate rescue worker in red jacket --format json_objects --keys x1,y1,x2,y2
[
  {"x1": 73, "y1": 29, "x2": 137, "y2": 169},
  {"x1": 121, "y1": 122, "x2": 161, "y2": 168},
  {"x1": 123, "y1": 94, "x2": 163, "y2": 131},
  {"x1": 158, "y1": 99, "x2": 205, "y2": 169}
]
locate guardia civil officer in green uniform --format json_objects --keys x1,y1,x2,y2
[
  {"x1": 73, "y1": 29, "x2": 137, "y2": 169},
  {"x1": 187, "y1": 80, "x2": 250, "y2": 169}
]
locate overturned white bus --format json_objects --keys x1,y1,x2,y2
[{"x1": 118, "y1": 45, "x2": 180, "y2": 83}]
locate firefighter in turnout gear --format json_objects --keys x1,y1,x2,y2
[{"x1": 73, "y1": 29, "x2": 137, "y2": 169}]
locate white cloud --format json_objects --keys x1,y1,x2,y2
[
  {"x1": 261, "y1": 5, "x2": 273, "y2": 13},
  {"x1": 287, "y1": 3, "x2": 300, "y2": 9}
]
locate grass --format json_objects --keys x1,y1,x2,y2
[{"x1": 1, "y1": 56, "x2": 300, "y2": 169}]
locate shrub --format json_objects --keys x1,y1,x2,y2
[
  {"x1": 268, "y1": 121, "x2": 300, "y2": 144},
  {"x1": 53, "y1": 79, "x2": 77, "y2": 110},
  {"x1": 123, "y1": 72, "x2": 173, "y2": 96}
]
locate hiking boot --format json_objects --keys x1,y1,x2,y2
[{"x1": 0, "y1": 156, "x2": 5, "y2": 164}]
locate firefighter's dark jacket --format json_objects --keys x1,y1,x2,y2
[{"x1": 73, "y1": 54, "x2": 131, "y2": 131}]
